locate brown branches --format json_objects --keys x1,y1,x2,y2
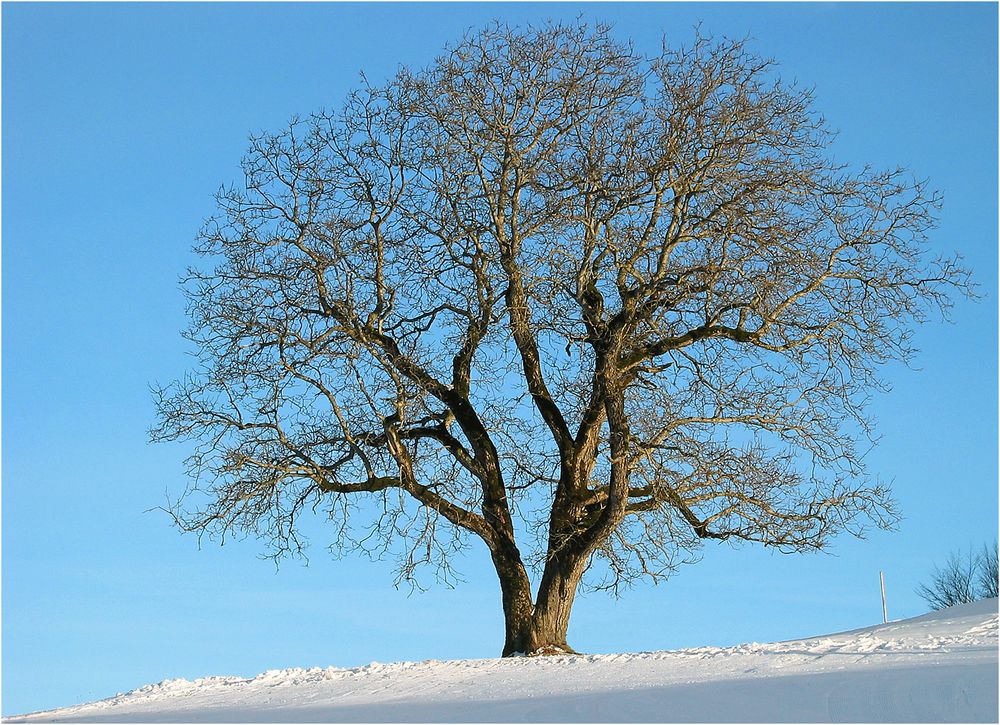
[{"x1": 155, "y1": 21, "x2": 971, "y2": 611}]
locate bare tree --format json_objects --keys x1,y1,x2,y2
[
  {"x1": 153, "y1": 22, "x2": 971, "y2": 655},
  {"x1": 916, "y1": 543, "x2": 996, "y2": 611},
  {"x1": 978, "y1": 541, "x2": 998, "y2": 600}
]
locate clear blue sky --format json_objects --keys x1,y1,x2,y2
[{"x1": 3, "y1": 2, "x2": 996, "y2": 715}]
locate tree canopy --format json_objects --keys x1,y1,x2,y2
[{"x1": 153, "y1": 22, "x2": 971, "y2": 655}]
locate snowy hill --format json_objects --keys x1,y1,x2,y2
[{"x1": 6, "y1": 599, "x2": 997, "y2": 723}]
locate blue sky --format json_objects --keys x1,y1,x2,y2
[{"x1": 2, "y1": 2, "x2": 997, "y2": 715}]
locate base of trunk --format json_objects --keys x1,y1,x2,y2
[
  {"x1": 524, "y1": 643, "x2": 578, "y2": 656},
  {"x1": 498, "y1": 558, "x2": 584, "y2": 659},
  {"x1": 502, "y1": 628, "x2": 578, "y2": 657}
]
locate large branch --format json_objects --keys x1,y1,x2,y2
[{"x1": 381, "y1": 412, "x2": 498, "y2": 547}]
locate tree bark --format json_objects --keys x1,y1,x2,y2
[
  {"x1": 492, "y1": 549, "x2": 537, "y2": 656},
  {"x1": 497, "y1": 550, "x2": 587, "y2": 656}
]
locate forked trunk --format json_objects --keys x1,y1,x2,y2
[
  {"x1": 499, "y1": 554, "x2": 586, "y2": 656},
  {"x1": 502, "y1": 615, "x2": 576, "y2": 657}
]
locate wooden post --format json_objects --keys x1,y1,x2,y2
[{"x1": 880, "y1": 570, "x2": 888, "y2": 624}]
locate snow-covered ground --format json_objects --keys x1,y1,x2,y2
[{"x1": 6, "y1": 598, "x2": 997, "y2": 723}]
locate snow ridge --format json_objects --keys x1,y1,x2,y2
[{"x1": 7, "y1": 599, "x2": 997, "y2": 723}]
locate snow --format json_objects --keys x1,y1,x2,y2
[{"x1": 6, "y1": 599, "x2": 997, "y2": 723}]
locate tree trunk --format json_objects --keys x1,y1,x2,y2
[{"x1": 498, "y1": 552, "x2": 586, "y2": 656}]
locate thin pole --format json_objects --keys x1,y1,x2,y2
[{"x1": 880, "y1": 570, "x2": 888, "y2": 624}]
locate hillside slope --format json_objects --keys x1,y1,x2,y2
[{"x1": 7, "y1": 598, "x2": 998, "y2": 723}]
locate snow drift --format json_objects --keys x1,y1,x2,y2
[{"x1": 6, "y1": 598, "x2": 997, "y2": 723}]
